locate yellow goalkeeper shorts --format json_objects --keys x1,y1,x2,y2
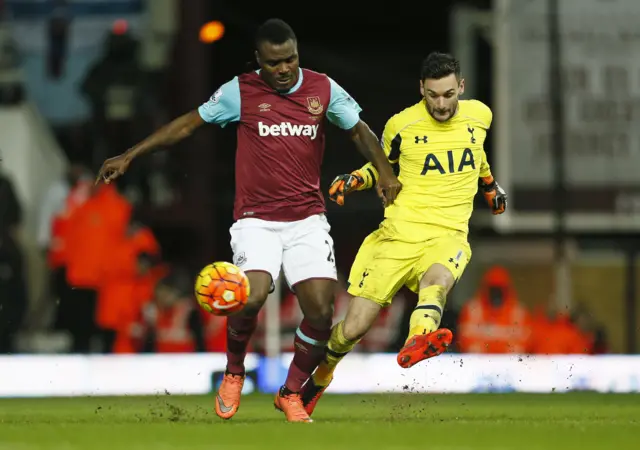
[{"x1": 346, "y1": 219, "x2": 471, "y2": 307}]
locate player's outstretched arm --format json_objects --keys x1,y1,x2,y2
[
  {"x1": 329, "y1": 120, "x2": 401, "y2": 206},
  {"x1": 96, "y1": 110, "x2": 206, "y2": 185}
]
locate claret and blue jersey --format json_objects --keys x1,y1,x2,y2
[{"x1": 197, "y1": 68, "x2": 363, "y2": 222}]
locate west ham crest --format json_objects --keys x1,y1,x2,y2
[{"x1": 306, "y1": 96, "x2": 323, "y2": 115}]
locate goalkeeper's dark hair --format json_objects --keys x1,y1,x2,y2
[
  {"x1": 420, "y1": 52, "x2": 461, "y2": 81},
  {"x1": 255, "y1": 18, "x2": 296, "y2": 49}
]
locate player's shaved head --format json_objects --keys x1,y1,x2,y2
[
  {"x1": 419, "y1": 52, "x2": 464, "y2": 122},
  {"x1": 255, "y1": 19, "x2": 300, "y2": 93},
  {"x1": 255, "y1": 18, "x2": 297, "y2": 48}
]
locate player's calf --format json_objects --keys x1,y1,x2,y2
[
  {"x1": 281, "y1": 279, "x2": 334, "y2": 394},
  {"x1": 226, "y1": 271, "x2": 272, "y2": 375},
  {"x1": 219, "y1": 271, "x2": 271, "y2": 420},
  {"x1": 397, "y1": 264, "x2": 456, "y2": 368},
  {"x1": 225, "y1": 272, "x2": 271, "y2": 359},
  {"x1": 282, "y1": 318, "x2": 331, "y2": 393},
  {"x1": 304, "y1": 297, "x2": 382, "y2": 415}
]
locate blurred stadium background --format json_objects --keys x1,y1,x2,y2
[{"x1": 0, "y1": 0, "x2": 639, "y2": 448}]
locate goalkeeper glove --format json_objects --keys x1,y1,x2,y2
[
  {"x1": 480, "y1": 176, "x2": 507, "y2": 214},
  {"x1": 328, "y1": 170, "x2": 366, "y2": 206}
]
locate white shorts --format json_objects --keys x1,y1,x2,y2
[{"x1": 229, "y1": 213, "x2": 337, "y2": 289}]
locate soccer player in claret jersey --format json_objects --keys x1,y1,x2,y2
[
  {"x1": 95, "y1": 19, "x2": 400, "y2": 423},
  {"x1": 299, "y1": 52, "x2": 507, "y2": 415}
]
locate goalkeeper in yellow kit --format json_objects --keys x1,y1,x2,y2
[{"x1": 299, "y1": 52, "x2": 507, "y2": 415}]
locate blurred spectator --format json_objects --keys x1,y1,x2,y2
[
  {"x1": 529, "y1": 301, "x2": 593, "y2": 355},
  {"x1": 128, "y1": 269, "x2": 205, "y2": 353},
  {"x1": 0, "y1": 24, "x2": 24, "y2": 105},
  {"x1": 570, "y1": 303, "x2": 609, "y2": 354},
  {"x1": 38, "y1": 162, "x2": 92, "y2": 253},
  {"x1": 0, "y1": 166, "x2": 26, "y2": 352},
  {"x1": 110, "y1": 251, "x2": 169, "y2": 354},
  {"x1": 39, "y1": 163, "x2": 92, "y2": 327},
  {"x1": 96, "y1": 216, "x2": 162, "y2": 352},
  {"x1": 47, "y1": 0, "x2": 71, "y2": 80},
  {"x1": 125, "y1": 151, "x2": 180, "y2": 209},
  {"x1": 60, "y1": 182, "x2": 132, "y2": 352},
  {"x1": 0, "y1": 166, "x2": 21, "y2": 236},
  {"x1": 81, "y1": 24, "x2": 146, "y2": 166},
  {"x1": 0, "y1": 232, "x2": 27, "y2": 353},
  {"x1": 457, "y1": 266, "x2": 532, "y2": 353}
]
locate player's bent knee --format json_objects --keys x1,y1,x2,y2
[
  {"x1": 420, "y1": 263, "x2": 455, "y2": 291},
  {"x1": 245, "y1": 287, "x2": 270, "y2": 313},
  {"x1": 302, "y1": 300, "x2": 334, "y2": 328},
  {"x1": 244, "y1": 294, "x2": 268, "y2": 315},
  {"x1": 294, "y1": 279, "x2": 336, "y2": 328}
]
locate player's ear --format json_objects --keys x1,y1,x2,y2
[
  {"x1": 254, "y1": 50, "x2": 261, "y2": 66},
  {"x1": 458, "y1": 78, "x2": 465, "y2": 95},
  {"x1": 419, "y1": 80, "x2": 425, "y2": 97}
]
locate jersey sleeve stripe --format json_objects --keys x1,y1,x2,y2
[
  {"x1": 389, "y1": 134, "x2": 402, "y2": 162},
  {"x1": 366, "y1": 167, "x2": 377, "y2": 186}
]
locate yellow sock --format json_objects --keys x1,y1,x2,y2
[
  {"x1": 312, "y1": 321, "x2": 358, "y2": 386},
  {"x1": 407, "y1": 285, "x2": 447, "y2": 339}
]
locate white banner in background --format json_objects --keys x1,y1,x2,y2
[
  {"x1": 0, "y1": 353, "x2": 639, "y2": 397},
  {"x1": 325, "y1": 353, "x2": 640, "y2": 394},
  {"x1": 0, "y1": 354, "x2": 259, "y2": 398}
]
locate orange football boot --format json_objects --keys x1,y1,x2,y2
[
  {"x1": 397, "y1": 328, "x2": 453, "y2": 368},
  {"x1": 215, "y1": 373, "x2": 244, "y2": 419},
  {"x1": 274, "y1": 386, "x2": 313, "y2": 422},
  {"x1": 300, "y1": 377, "x2": 332, "y2": 416}
]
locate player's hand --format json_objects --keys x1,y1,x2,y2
[
  {"x1": 376, "y1": 172, "x2": 402, "y2": 207},
  {"x1": 480, "y1": 176, "x2": 507, "y2": 214},
  {"x1": 328, "y1": 170, "x2": 366, "y2": 206},
  {"x1": 95, "y1": 153, "x2": 132, "y2": 185}
]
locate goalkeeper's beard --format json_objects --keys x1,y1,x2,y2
[{"x1": 427, "y1": 99, "x2": 458, "y2": 122}]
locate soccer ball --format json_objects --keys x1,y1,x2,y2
[{"x1": 195, "y1": 261, "x2": 250, "y2": 316}]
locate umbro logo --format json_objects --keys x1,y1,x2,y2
[
  {"x1": 415, "y1": 136, "x2": 428, "y2": 144},
  {"x1": 295, "y1": 342, "x2": 308, "y2": 353},
  {"x1": 259, "y1": 103, "x2": 271, "y2": 112}
]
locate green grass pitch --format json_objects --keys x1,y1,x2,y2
[{"x1": 1, "y1": 393, "x2": 638, "y2": 449}]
